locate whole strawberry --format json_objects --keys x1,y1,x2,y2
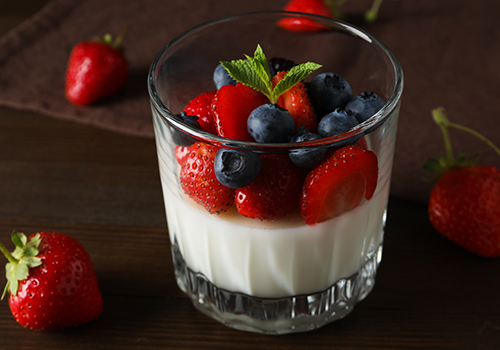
[
  {"x1": 184, "y1": 90, "x2": 217, "y2": 134},
  {"x1": 65, "y1": 29, "x2": 129, "y2": 106},
  {"x1": 180, "y1": 142, "x2": 235, "y2": 214},
  {"x1": 425, "y1": 108, "x2": 500, "y2": 257},
  {"x1": 272, "y1": 71, "x2": 318, "y2": 132},
  {"x1": 235, "y1": 154, "x2": 306, "y2": 221},
  {"x1": 278, "y1": 0, "x2": 336, "y2": 32},
  {"x1": 277, "y1": 0, "x2": 385, "y2": 31},
  {"x1": 0, "y1": 231, "x2": 103, "y2": 330}
]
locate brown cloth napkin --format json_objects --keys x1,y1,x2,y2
[{"x1": 1, "y1": 0, "x2": 499, "y2": 203}]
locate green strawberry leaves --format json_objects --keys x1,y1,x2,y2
[
  {"x1": 220, "y1": 45, "x2": 322, "y2": 104},
  {"x1": 0, "y1": 232, "x2": 42, "y2": 299}
]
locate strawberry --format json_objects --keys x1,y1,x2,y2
[
  {"x1": 428, "y1": 166, "x2": 500, "y2": 257},
  {"x1": 272, "y1": 71, "x2": 318, "y2": 132},
  {"x1": 277, "y1": 0, "x2": 335, "y2": 33},
  {"x1": 301, "y1": 145, "x2": 378, "y2": 225},
  {"x1": 175, "y1": 145, "x2": 191, "y2": 165},
  {"x1": 424, "y1": 108, "x2": 500, "y2": 257},
  {"x1": 180, "y1": 142, "x2": 235, "y2": 214},
  {"x1": 65, "y1": 29, "x2": 129, "y2": 106},
  {"x1": 184, "y1": 90, "x2": 217, "y2": 134},
  {"x1": 211, "y1": 83, "x2": 268, "y2": 141},
  {"x1": 235, "y1": 154, "x2": 306, "y2": 221},
  {"x1": 0, "y1": 231, "x2": 103, "y2": 330}
]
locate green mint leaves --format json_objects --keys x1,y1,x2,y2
[{"x1": 220, "y1": 45, "x2": 322, "y2": 104}]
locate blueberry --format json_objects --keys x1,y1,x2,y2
[
  {"x1": 247, "y1": 103, "x2": 295, "y2": 143},
  {"x1": 213, "y1": 63, "x2": 236, "y2": 90},
  {"x1": 214, "y1": 149, "x2": 261, "y2": 188},
  {"x1": 308, "y1": 73, "x2": 353, "y2": 118},
  {"x1": 289, "y1": 127, "x2": 327, "y2": 168},
  {"x1": 172, "y1": 112, "x2": 201, "y2": 146},
  {"x1": 268, "y1": 57, "x2": 296, "y2": 74},
  {"x1": 346, "y1": 92, "x2": 386, "y2": 123},
  {"x1": 317, "y1": 109, "x2": 361, "y2": 146},
  {"x1": 318, "y1": 109, "x2": 359, "y2": 138}
]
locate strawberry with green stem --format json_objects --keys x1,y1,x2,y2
[
  {"x1": 424, "y1": 107, "x2": 500, "y2": 257},
  {"x1": 277, "y1": 0, "x2": 385, "y2": 32},
  {"x1": 65, "y1": 27, "x2": 129, "y2": 106},
  {"x1": 0, "y1": 231, "x2": 103, "y2": 330}
]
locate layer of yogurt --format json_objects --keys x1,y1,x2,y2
[{"x1": 160, "y1": 169, "x2": 389, "y2": 299}]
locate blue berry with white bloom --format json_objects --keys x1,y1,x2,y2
[
  {"x1": 318, "y1": 109, "x2": 359, "y2": 138},
  {"x1": 346, "y1": 92, "x2": 386, "y2": 123},
  {"x1": 214, "y1": 149, "x2": 261, "y2": 189},
  {"x1": 308, "y1": 73, "x2": 353, "y2": 118},
  {"x1": 213, "y1": 63, "x2": 236, "y2": 90},
  {"x1": 289, "y1": 127, "x2": 327, "y2": 168},
  {"x1": 247, "y1": 103, "x2": 295, "y2": 143}
]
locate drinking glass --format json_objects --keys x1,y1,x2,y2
[{"x1": 148, "y1": 11, "x2": 403, "y2": 334}]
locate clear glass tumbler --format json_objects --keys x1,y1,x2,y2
[{"x1": 148, "y1": 11, "x2": 403, "y2": 334}]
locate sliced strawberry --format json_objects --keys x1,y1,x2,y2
[
  {"x1": 180, "y1": 142, "x2": 235, "y2": 214},
  {"x1": 277, "y1": 0, "x2": 334, "y2": 33},
  {"x1": 211, "y1": 83, "x2": 268, "y2": 141},
  {"x1": 235, "y1": 154, "x2": 306, "y2": 221},
  {"x1": 301, "y1": 145, "x2": 378, "y2": 225},
  {"x1": 272, "y1": 71, "x2": 318, "y2": 133},
  {"x1": 184, "y1": 90, "x2": 217, "y2": 134}
]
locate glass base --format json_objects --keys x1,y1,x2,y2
[{"x1": 171, "y1": 238, "x2": 383, "y2": 335}]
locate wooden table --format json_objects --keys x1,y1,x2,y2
[{"x1": 1, "y1": 3, "x2": 499, "y2": 349}]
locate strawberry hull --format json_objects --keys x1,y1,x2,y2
[{"x1": 149, "y1": 12, "x2": 403, "y2": 334}]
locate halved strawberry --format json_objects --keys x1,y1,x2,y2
[
  {"x1": 301, "y1": 145, "x2": 378, "y2": 225},
  {"x1": 179, "y1": 142, "x2": 235, "y2": 214},
  {"x1": 184, "y1": 90, "x2": 217, "y2": 134},
  {"x1": 235, "y1": 154, "x2": 306, "y2": 221},
  {"x1": 272, "y1": 71, "x2": 318, "y2": 133},
  {"x1": 211, "y1": 83, "x2": 268, "y2": 141}
]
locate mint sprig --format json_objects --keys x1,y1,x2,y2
[{"x1": 220, "y1": 45, "x2": 322, "y2": 104}]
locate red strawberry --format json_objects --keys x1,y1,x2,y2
[
  {"x1": 428, "y1": 166, "x2": 500, "y2": 257},
  {"x1": 65, "y1": 30, "x2": 129, "y2": 106},
  {"x1": 211, "y1": 83, "x2": 268, "y2": 141},
  {"x1": 235, "y1": 154, "x2": 306, "y2": 221},
  {"x1": 272, "y1": 71, "x2": 318, "y2": 132},
  {"x1": 278, "y1": 0, "x2": 335, "y2": 33},
  {"x1": 184, "y1": 90, "x2": 217, "y2": 134},
  {"x1": 424, "y1": 107, "x2": 500, "y2": 257},
  {"x1": 301, "y1": 145, "x2": 378, "y2": 225},
  {"x1": 0, "y1": 231, "x2": 103, "y2": 330},
  {"x1": 175, "y1": 145, "x2": 191, "y2": 165},
  {"x1": 180, "y1": 142, "x2": 235, "y2": 214}
]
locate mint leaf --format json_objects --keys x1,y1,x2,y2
[
  {"x1": 220, "y1": 44, "x2": 321, "y2": 104},
  {"x1": 271, "y1": 62, "x2": 322, "y2": 101}
]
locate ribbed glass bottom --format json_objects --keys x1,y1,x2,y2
[{"x1": 171, "y1": 238, "x2": 383, "y2": 334}]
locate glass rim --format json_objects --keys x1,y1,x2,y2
[{"x1": 147, "y1": 10, "x2": 404, "y2": 150}]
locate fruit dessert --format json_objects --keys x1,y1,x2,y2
[{"x1": 154, "y1": 45, "x2": 391, "y2": 298}]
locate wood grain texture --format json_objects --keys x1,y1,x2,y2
[{"x1": 0, "y1": 3, "x2": 499, "y2": 349}]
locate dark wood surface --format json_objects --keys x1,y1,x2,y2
[{"x1": 1, "y1": 3, "x2": 500, "y2": 350}]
